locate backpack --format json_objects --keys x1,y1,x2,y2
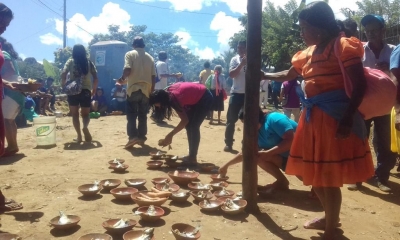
[{"x1": 334, "y1": 33, "x2": 396, "y2": 120}]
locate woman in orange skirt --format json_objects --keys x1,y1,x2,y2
[{"x1": 264, "y1": 2, "x2": 374, "y2": 239}]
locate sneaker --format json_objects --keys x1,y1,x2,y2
[
  {"x1": 377, "y1": 181, "x2": 392, "y2": 192},
  {"x1": 223, "y1": 145, "x2": 232, "y2": 152},
  {"x1": 347, "y1": 182, "x2": 362, "y2": 191}
]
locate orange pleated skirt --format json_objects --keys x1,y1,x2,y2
[{"x1": 285, "y1": 107, "x2": 375, "y2": 187}]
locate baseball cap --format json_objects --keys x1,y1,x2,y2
[{"x1": 361, "y1": 14, "x2": 385, "y2": 28}]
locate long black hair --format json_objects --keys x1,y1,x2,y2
[
  {"x1": 238, "y1": 107, "x2": 266, "y2": 125},
  {"x1": 149, "y1": 89, "x2": 173, "y2": 120},
  {"x1": 0, "y1": 3, "x2": 13, "y2": 20},
  {"x1": 72, "y1": 44, "x2": 89, "y2": 75},
  {"x1": 1, "y1": 38, "x2": 18, "y2": 59}
]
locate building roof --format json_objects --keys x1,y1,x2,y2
[{"x1": 91, "y1": 40, "x2": 128, "y2": 46}]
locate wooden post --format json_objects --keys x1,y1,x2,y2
[{"x1": 242, "y1": 0, "x2": 262, "y2": 213}]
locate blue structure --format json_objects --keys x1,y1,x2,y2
[{"x1": 89, "y1": 40, "x2": 130, "y2": 102}]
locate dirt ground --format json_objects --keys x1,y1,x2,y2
[{"x1": 0, "y1": 98, "x2": 400, "y2": 240}]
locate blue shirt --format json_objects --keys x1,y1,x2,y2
[
  {"x1": 258, "y1": 112, "x2": 297, "y2": 157},
  {"x1": 390, "y1": 44, "x2": 400, "y2": 70}
]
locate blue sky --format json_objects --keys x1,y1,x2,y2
[{"x1": 3, "y1": 0, "x2": 357, "y2": 62}]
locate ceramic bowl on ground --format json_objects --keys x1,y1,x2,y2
[
  {"x1": 108, "y1": 159, "x2": 125, "y2": 165},
  {"x1": 0, "y1": 233, "x2": 20, "y2": 240},
  {"x1": 123, "y1": 230, "x2": 155, "y2": 240},
  {"x1": 216, "y1": 196, "x2": 236, "y2": 202},
  {"x1": 99, "y1": 179, "x2": 121, "y2": 191},
  {"x1": 198, "y1": 199, "x2": 223, "y2": 211},
  {"x1": 161, "y1": 154, "x2": 178, "y2": 160},
  {"x1": 149, "y1": 151, "x2": 167, "y2": 160},
  {"x1": 190, "y1": 190, "x2": 213, "y2": 202},
  {"x1": 155, "y1": 183, "x2": 180, "y2": 192},
  {"x1": 125, "y1": 178, "x2": 146, "y2": 188},
  {"x1": 110, "y1": 187, "x2": 138, "y2": 200},
  {"x1": 131, "y1": 191, "x2": 168, "y2": 207},
  {"x1": 110, "y1": 164, "x2": 129, "y2": 172},
  {"x1": 199, "y1": 163, "x2": 216, "y2": 172},
  {"x1": 102, "y1": 219, "x2": 136, "y2": 233},
  {"x1": 221, "y1": 199, "x2": 247, "y2": 215},
  {"x1": 151, "y1": 177, "x2": 170, "y2": 185},
  {"x1": 50, "y1": 215, "x2": 81, "y2": 230},
  {"x1": 171, "y1": 223, "x2": 201, "y2": 240},
  {"x1": 187, "y1": 182, "x2": 211, "y2": 191},
  {"x1": 146, "y1": 161, "x2": 163, "y2": 169},
  {"x1": 136, "y1": 206, "x2": 165, "y2": 222},
  {"x1": 168, "y1": 171, "x2": 200, "y2": 186},
  {"x1": 78, "y1": 184, "x2": 102, "y2": 196},
  {"x1": 213, "y1": 189, "x2": 235, "y2": 198},
  {"x1": 209, "y1": 181, "x2": 229, "y2": 191},
  {"x1": 210, "y1": 174, "x2": 229, "y2": 182},
  {"x1": 78, "y1": 233, "x2": 113, "y2": 240},
  {"x1": 169, "y1": 191, "x2": 191, "y2": 202},
  {"x1": 164, "y1": 161, "x2": 182, "y2": 168}
]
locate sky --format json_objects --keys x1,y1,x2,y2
[{"x1": 3, "y1": 0, "x2": 359, "y2": 62}]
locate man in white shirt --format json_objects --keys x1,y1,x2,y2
[
  {"x1": 154, "y1": 51, "x2": 179, "y2": 90},
  {"x1": 259, "y1": 79, "x2": 269, "y2": 109},
  {"x1": 348, "y1": 14, "x2": 396, "y2": 192},
  {"x1": 224, "y1": 40, "x2": 247, "y2": 152}
]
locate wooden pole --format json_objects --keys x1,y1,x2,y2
[
  {"x1": 63, "y1": 0, "x2": 67, "y2": 48},
  {"x1": 242, "y1": 0, "x2": 262, "y2": 213}
]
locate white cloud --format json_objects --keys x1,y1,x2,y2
[
  {"x1": 175, "y1": 30, "x2": 199, "y2": 48},
  {"x1": 138, "y1": 0, "x2": 213, "y2": 11},
  {"x1": 39, "y1": 33, "x2": 63, "y2": 45},
  {"x1": 194, "y1": 47, "x2": 216, "y2": 59},
  {"x1": 51, "y1": 2, "x2": 131, "y2": 44},
  {"x1": 19, "y1": 53, "x2": 26, "y2": 60},
  {"x1": 210, "y1": 11, "x2": 244, "y2": 52},
  {"x1": 220, "y1": 0, "x2": 247, "y2": 14}
]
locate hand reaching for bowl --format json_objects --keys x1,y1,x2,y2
[{"x1": 159, "y1": 134, "x2": 173, "y2": 147}]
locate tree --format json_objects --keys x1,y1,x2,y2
[
  {"x1": 54, "y1": 47, "x2": 72, "y2": 70},
  {"x1": 17, "y1": 57, "x2": 47, "y2": 80},
  {"x1": 43, "y1": 59, "x2": 61, "y2": 84}
]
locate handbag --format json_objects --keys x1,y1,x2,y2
[
  {"x1": 64, "y1": 77, "x2": 83, "y2": 96},
  {"x1": 334, "y1": 33, "x2": 396, "y2": 120}
]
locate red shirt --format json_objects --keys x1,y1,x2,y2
[{"x1": 167, "y1": 82, "x2": 206, "y2": 111}]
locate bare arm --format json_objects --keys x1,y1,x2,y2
[
  {"x1": 229, "y1": 56, "x2": 246, "y2": 79},
  {"x1": 61, "y1": 71, "x2": 67, "y2": 86},
  {"x1": 118, "y1": 68, "x2": 131, "y2": 85},
  {"x1": 279, "y1": 88, "x2": 284, "y2": 102},
  {"x1": 259, "y1": 130, "x2": 294, "y2": 156},
  {"x1": 263, "y1": 66, "x2": 298, "y2": 82},
  {"x1": 218, "y1": 153, "x2": 244, "y2": 176},
  {"x1": 161, "y1": 109, "x2": 189, "y2": 146},
  {"x1": 160, "y1": 73, "x2": 178, "y2": 78},
  {"x1": 91, "y1": 71, "x2": 99, "y2": 97}
]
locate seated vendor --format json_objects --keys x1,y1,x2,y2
[
  {"x1": 219, "y1": 108, "x2": 297, "y2": 193},
  {"x1": 91, "y1": 87, "x2": 108, "y2": 116},
  {"x1": 111, "y1": 82, "x2": 126, "y2": 113}
]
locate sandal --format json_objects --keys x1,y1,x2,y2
[
  {"x1": 257, "y1": 182, "x2": 289, "y2": 192},
  {"x1": 0, "y1": 202, "x2": 23, "y2": 212},
  {"x1": 82, "y1": 128, "x2": 92, "y2": 142},
  {"x1": 303, "y1": 217, "x2": 342, "y2": 230},
  {"x1": 124, "y1": 138, "x2": 139, "y2": 149}
]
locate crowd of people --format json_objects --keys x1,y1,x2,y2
[{"x1": 2, "y1": 1, "x2": 400, "y2": 240}]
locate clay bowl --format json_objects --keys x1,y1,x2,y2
[
  {"x1": 168, "y1": 171, "x2": 200, "y2": 186},
  {"x1": 164, "y1": 161, "x2": 182, "y2": 168},
  {"x1": 108, "y1": 159, "x2": 125, "y2": 165},
  {"x1": 221, "y1": 199, "x2": 248, "y2": 215},
  {"x1": 151, "y1": 177, "x2": 170, "y2": 185},
  {"x1": 190, "y1": 190, "x2": 213, "y2": 202},
  {"x1": 131, "y1": 191, "x2": 168, "y2": 207},
  {"x1": 149, "y1": 151, "x2": 167, "y2": 160},
  {"x1": 187, "y1": 182, "x2": 211, "y2": 191},
  {"x1": 213, "y1": 189, "x2": 235, "y2": 198},
  {"x1": 125, "y1": 178, "x2": 146, "y2": 188},
  {"x1": 99, "y1": 179, "x2": 121, "y2": 191},
  {"x1": 110, "y1": 164, "x2": 129, "y2": 173},
  {"x1": 161, "y1": 154, "x2": 178, "y2": 161},
  {"x1": 155, "y1": 183, "x2": 180, "y2": 192},
  {"x1": 198, "y1": 199, "x2": 223, "y2": 211},
  {"x1": 199, "y1": 163, "x2": 216, "y2": 172},
  {"x1": 78, "y1": 233, "x2": 113, "y2": 240},
  {"x1": 146, "y1": 160, "x2": 163, "y2": 169},
  {"x1": 216, "y1": 196, "x2": 236, "y2": 202},
  {"x1": 0, "y1": 233, "x2": 20, "y2": 240},
  {"x1": 170, "y1": 191, "x2": 191, "y2": 202},
  {"x1": 78, "y1": 184, "x2": 102, "y2": 196},
  {"x1": 110, "y1": 187, "x2": 138, "y2": 201},
  {"x1": 210, "y1": 174, "x2": 229, "y2": 182},
  {"x1": 102, "y1": 219, "x2": 136, "y2": 233},
  {"x1": 209, "y1": 181, "x2": 229, "y2": 191},
  {"x1": 171, "y1": 223, "x2": 201, "y2": 240},
  {"x1": 123, "y1": 230, "x2": 155, "y2": 240},
  {"x1": 50, "y1": 215, "x2": 81, "y2": 230},
  {"x1": 136, "y1": 206, "x2": 165, "y2": 222}
]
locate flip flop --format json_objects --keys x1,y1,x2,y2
[
  {"x1": 0, "y1": 202, "x2": 23, "y2": 213},
  {"x1": 1, "y1": 149, "x2": 19, "y2": 157},
  {"x1": 73, "y1": 137, "x2": 82, "y2": 143},
  {"x1": 5, "y1": 198, "x2": 16, "y2": 204},
  {"x1": 82, "y1": 128, "x2": 92, "y2": 142},
  {"x1": 124, "y1": 139, "x2": 139, "y2": 149},
  {"x1": 303, "y1": 217, "x2": 342, "y2": 230}
]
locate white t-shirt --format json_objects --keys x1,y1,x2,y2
[
  {"x1": 362, "y1": 42, "x2": 395, "y2": 69},
  {"x1": 260, "y1": 80, "x2": 269, "y2": 92},
  {"x1": 155, "y1": 61, "x2": 169, "y2": 89},
  {"x1": 229, "y1": 55, "x2": 246, "y2": 94}
]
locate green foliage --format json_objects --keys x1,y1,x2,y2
[
  {"x1": 43, "y1": 59, "x2": 61, "y2": 85},
  {"x1": 54, "y1": 47, "x2": 72, "y2": 70},
  {"x1": 17, "y1": 57, "x2": 47, "y2": 80}
]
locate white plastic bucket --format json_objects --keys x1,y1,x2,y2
[{"x1": 33, "y1": 116, "x2": 56, "y2": 147}]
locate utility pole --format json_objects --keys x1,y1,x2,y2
[{"x1": 63, "y1": 0, "x2": 66, "y2": 48}]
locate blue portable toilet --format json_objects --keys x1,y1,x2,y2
[{"x1": 89, "y1": 40, "x2": 131, "y2": 103}]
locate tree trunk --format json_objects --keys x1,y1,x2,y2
[{"x1": 242, "y1": 0, "x2": 263, "y2": 213}]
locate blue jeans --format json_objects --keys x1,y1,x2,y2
[
  {"x1": 365, "y1": 114, "x2": 397, "y2": 182},
  {"x1": 111, "y1": 98, "x2": 126, "y2": 112},
  {"x1": 126, "y1": 90, "x2": 149, "y2": 141},
  {"x1": 224, "y1": 93, "x2": 245, "y2": 147}
]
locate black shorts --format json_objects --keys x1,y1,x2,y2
[{"x1": 67, "y1": 89, "x2": 91, "y2": 108}]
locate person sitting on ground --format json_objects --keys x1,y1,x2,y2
[
  {"x1": 91, "y1": 87, "x2": 107, "y2": 116},
  {"x1": 111, "y1": 82, "x2": 126, "y2": 113},
  {"x1": 39, "y1": 77, "x2": 56, "y2": 112},
  {"x1": 31, "y1": 78, "x2": 51, "y2": 115},
  {"x1": 219, "y1": 108, "x2": 297, "y2": 193}
]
